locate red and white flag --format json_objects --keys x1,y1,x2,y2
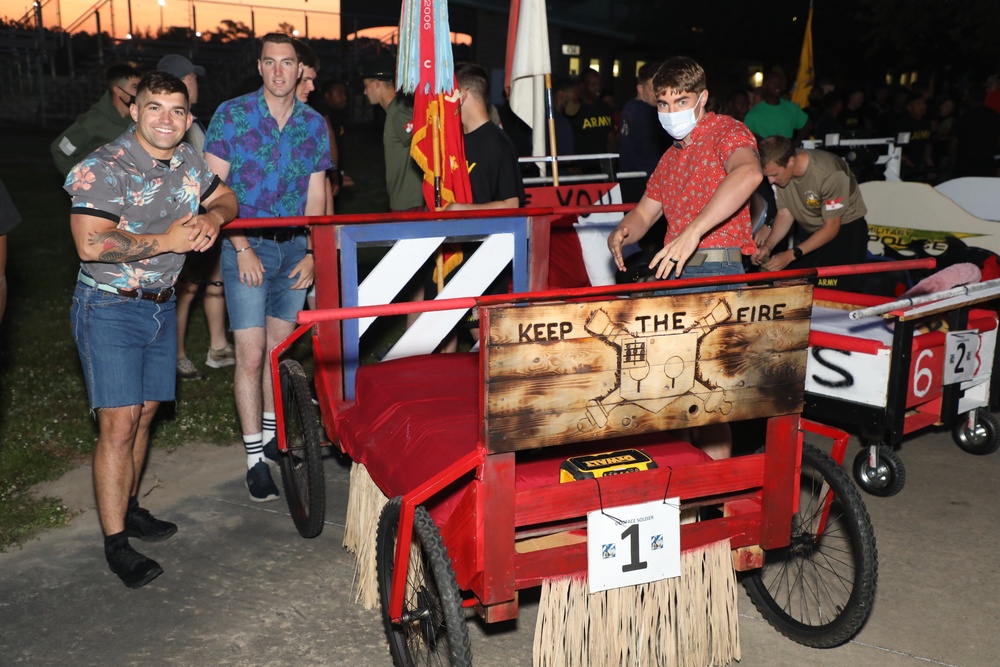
[
  {"x1": 506, "y1": 0, "x2": 551, "y2": 158},
  {"x1": 400, "y1": 0, "x2": 472, "y2": 209}
]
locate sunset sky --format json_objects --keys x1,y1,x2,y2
[{"x1": 4, "y1": 0, "x2": 349, "y2": 40}]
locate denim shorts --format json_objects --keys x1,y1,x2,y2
[
  {"x1": 221, "y1": 235, "x2": 309, "y2": 330},
  {"x1": 70, "y1": 283, "x2": 177, "y2": 409}
]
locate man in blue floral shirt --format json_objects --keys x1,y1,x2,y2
[
  {"x1": 204, "y1": 32, "x2": 331, "y2": 503},
  {"x1": 67, "y1": 71, "x2": 238, "y2": 588}
]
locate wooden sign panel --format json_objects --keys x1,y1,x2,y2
[{"x1": 483, "y1": 284, "x2": 813, "y2": 453}]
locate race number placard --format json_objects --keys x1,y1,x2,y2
[
  {"x1": 945, "y1": 330, "x2": 980, "y2": 385},
  {"x1": 587, "y1": 499, "x2": 680, "y2": 594}
]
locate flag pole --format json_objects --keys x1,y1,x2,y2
[
  {"x1": 504, "y1": 0, "x2": 522, "y2": 94},
  {"x1": 432, "y1": 104, "x2": 442, "y2": 209},
  {"x1": 545, "y1": 73, "x2": 560, "y2": 187}
]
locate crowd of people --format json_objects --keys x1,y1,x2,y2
[
  {"x1": 37, "y1": 37, "x2": 1000, "y2": 590},
  {"x1": 49, "y1": 34, "x2": 530, "y2": 588}
]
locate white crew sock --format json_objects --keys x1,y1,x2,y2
[
  {"x1": 244, "y1": 432, "x2": 264, "y2": 469},
  {"x1": 262, "y1": 412, "x2": 277, "y2": 446}
]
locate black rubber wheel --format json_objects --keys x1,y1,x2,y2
[
  {"x1": 277, "y1": 359, "x2": 326, "y2": 538},
  {"x1": 952, "y1": 409, "x2": 1000, "y2": 455},
  {"x1": 376, "y1": 497, "x2": 472, "y2": 667},
  {"x1": 743, "y1": 443, "x2": 878, "y2": 648},
  {"x1": 852, "y1": 445, "x2": 906, "y2": 497}
]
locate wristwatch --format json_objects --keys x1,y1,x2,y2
[{"x1": 792, "y1": 247, "x2": 804, "y2": 260}]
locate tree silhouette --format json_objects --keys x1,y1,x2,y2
[{"x1": 208, "y1": 19, "x2": 253, "y2": 43}]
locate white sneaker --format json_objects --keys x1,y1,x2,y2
[{"x1": 205, "y1": 344, "x2": 236, "y2": 369}]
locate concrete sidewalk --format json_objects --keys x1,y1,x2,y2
[{"x1": 1, "y1": 427, "x2": 997, "y2": 666}]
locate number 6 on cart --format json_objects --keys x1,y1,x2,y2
[{"x1": 587, "y1": 499, "x2": 681, "y2": 594}]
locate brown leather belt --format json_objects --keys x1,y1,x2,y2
[
  {"x1": 78, "y1": 271, "x2": 175, "y2": 303},
  {"x1": 688, "y1": 247, "x2": 742, "y2": 266}
]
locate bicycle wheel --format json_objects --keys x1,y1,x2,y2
[
  {"x1": 278, "y1": 359, "x2": 326, "y2": 538},
  {"x1": 743, "y1": 443, "x2": 878, "y2": 648},
  {"x1": 376, "y1": 497, "x2": 472, "y2": 667}
]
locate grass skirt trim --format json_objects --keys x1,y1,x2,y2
[
  {"x1": 342, "y1": 462, "x2": 389, "y2": 610},
  {"x1": 533, "y1": 540, "x2": 740, "y2": 667}
]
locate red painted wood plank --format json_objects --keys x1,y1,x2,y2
[
  {"x1": 513, "y1": 456, "x2": 766, "y2": 526},
  {"x1": 480, "y1": 453, "x2": 517, "y2": 605},
  {"x1": 760, "y1": 414, "x2": 799, "y2": 550}
]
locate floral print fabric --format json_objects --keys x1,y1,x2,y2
[
  {"x1": 65, "y1": 128, "x2": 218, "y2": 290},
  {"x1": 204, "y1": 88, "x2": 332, "y2": 219},
  {"x1": 645, "y1": 112, "x2": 758, "y2": 254}
]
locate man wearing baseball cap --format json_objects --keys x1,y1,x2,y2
[
  {"x1": 361, "y1": 54, "x2": 424, "y2": 212},
  {"x1": 156, "y1": 54, "x2": 236, "y2": 382}
]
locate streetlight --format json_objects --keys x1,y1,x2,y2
[{"x1": 158, "y1": 0, "x2": 166, "y2": 35}]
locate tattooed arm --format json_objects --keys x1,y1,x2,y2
[{"x1": 71, "y1": 212, "x2": 197, "y2": 263}]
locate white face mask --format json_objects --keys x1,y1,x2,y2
[{"x1": 658, "y1": 93, "x2": 704, "y2": 140}]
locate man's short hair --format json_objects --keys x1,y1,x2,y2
[
  {"x1": 455, "y1": 62, "x2": 489, "y2": 102},
  {"x1": 293, "y1": 38, "x2": 319, "y2": 71},
  {"x1": 259, "y1": 32, "x2": 296, "y2": 59},
  {"x1": 105, "y1": 63, "x2": 142, "y2": 89},
  {"x1": 636, "y1": 62, "x2": 659, "y2": 86},
  {"x1": 758, "y1": 135, "x2": 796, "y2": 168},
  {"x1": 652, "y1": 56, "x2": 706, "y2": 96},
  {"x1": 727, "y1": 88, "x2": 750, "y2": 104},
  {"x1": 137, "y1": 71, "x2": 189, "y2": 106},
  {"x1": 322, "y1": 78, "x2": 345, "y2": 95},
  {"x1": 553, "y1": 75, "x2": 577, "y2": 94}
]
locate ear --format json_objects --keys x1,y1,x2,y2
[
  {"x1": 184, "y1": 110, "x2": 194, "y2": 132},
  {"x1": 257, "y1": 60, "x2": 263, "y2": 77},
  {"x1": 297, "y1": 62, "x2": 304, "y2": 79},
  {"x1": 130, "y1": 103, "x2": 139, "y2": 123}
]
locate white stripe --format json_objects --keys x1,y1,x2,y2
[
  {"x1": 357, "y1": 237, "x2": 445, "y2": 336},
  {"x1": 384, "y1": 233, "x2": 514, "y2": 359}
]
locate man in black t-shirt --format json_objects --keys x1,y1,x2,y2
[
  {"x1": 437, "y1": 63, "x2": 525, "y2": 347},
  {"x1": 570, "y1": 68, "x2": 618, "y2": 165},
  {"x1": 447, "y1": 63, "x2": 525, "y2": 210}
]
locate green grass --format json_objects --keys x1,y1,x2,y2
[{"x1": 0, "y1": 121, "x2": 389, "y2": 549}]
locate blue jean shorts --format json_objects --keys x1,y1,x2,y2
[
  {"x1": 221, "y1": 234, "x2": 309, "y2": 330},
  {"x1": 70, "y1": 283, "x2": 177, "y2": 409}
]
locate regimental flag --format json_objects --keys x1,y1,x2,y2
[
  {"x1": 399, "y1": 0, "x2": 472, "y2": 209},
  {"x1": 791, "y1": 2, "x2": 814, "y2": 109},
  {"x1": 506, "y1": 0, "x2": 552, "y2": 159}
]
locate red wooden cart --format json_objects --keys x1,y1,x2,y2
[
  {"x1": 259, "y1": 209, "x2": 882, "y2": 665},
  {"x1": 805, "y1": 283, "x2": 1000, "y2": 496}
]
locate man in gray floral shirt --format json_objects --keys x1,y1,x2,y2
[{"x1": 66, "y1": 71, "x2": 237, "y2": 588}]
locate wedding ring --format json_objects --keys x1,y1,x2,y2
[{"x1": 668, "y1": 258, "x2": 678, "y2": 263}]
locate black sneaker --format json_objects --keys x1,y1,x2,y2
[
  {"x1": 106, "y1": 541, "x2": 163, "y2": 589},
  {"x1": 246, "y1": 461, "x2": 279, "y2": 502},
  {"x1": 124, "y1": 505, "x2": 178, "y2": 542},
  {"x1": 262, "y1": 437, "x2": 280, "y2": 462}
]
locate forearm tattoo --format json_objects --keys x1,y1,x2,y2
[{"x1": 88, "y1": 230, "x2": 160, "y2": 262}]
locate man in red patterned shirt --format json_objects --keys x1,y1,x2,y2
[
  {"x1": 608, "y1": 56, "x2": 762, "y2": 282},
  {"x1": 607, "y1": 56, "x2": 762, "y2": 460}
]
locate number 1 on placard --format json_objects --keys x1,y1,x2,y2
[{"x1": 621, "y1": 523, "x2": 648, "y2": 573}]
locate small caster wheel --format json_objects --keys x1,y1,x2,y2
[{"x1": 852, "y1": 446, "x2": 905, "y2": 497}]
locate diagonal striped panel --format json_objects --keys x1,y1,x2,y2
[
  {"x1": 385, "y1": 233, "x2": 514, "y2": 360},
  {"x1": 358, "y1": 237, "x2": 445, "y2": 336},
  {"x1": 337, "y1": 216, "x2": 531, "y2": 400}
]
